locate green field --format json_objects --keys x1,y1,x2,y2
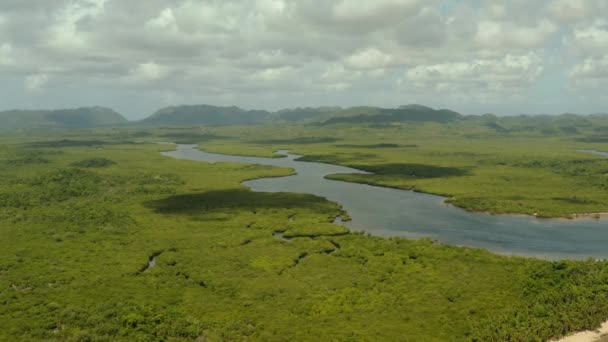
[{"x1": 1, "y1": 124, "x2": 608, "y2": 341}]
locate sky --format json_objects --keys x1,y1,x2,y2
[{"x1": 0, "y1": 0, "x2": 607, "y2": 120}]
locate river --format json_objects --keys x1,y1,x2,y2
[{"x1": 163, "y1": 144, "x2": 608, "y2": 260}]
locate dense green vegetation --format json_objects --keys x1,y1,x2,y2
[
  {"x1": 1, "y1": 127, "x2": 608, "y2": 341},
  {"x1": 71, "y1": 157, "x2": 116, "y2": 168}
]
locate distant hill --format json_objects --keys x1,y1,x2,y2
[
  {"x1": 321, "y1": 106, "x2": 462, "y2": 125},
  {"x1": 137, "y1": 104, "x2": 464, "y2": 126},
  {"x1": 0, "y1": 107, "x2": 127, "y2": 129},
  {"x1": 4, "y1": 103, "x2": 600, "y2": 130},
  {"x1": 466, "y1": 113, "x2": 595, "y2": 135},
  {"x1": 140, "y1": 105, "x2": 271, "y2": 126},
  {"x1": 274, "y1": 107, "x2": 342, "y2": 123}
]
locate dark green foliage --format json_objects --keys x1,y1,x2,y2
[
  {"x1": 252, "y1": 137, "x2": 340, "y2": 144},
  {"x1": 335, "y1": 143, "x2": 409, "y2": 148},
  {"x1": 30, "y1": 168, "x2": 104, "y2": 200},
  {"x1": 159, "y1": 132, "x2": 228, "y2": 144},
  {"x1": 514, "y1": 158, "x2": 608, "y2": 189},
  {"x1": 130, "y1": 172, "x2": 183, "y2": 186},
  {"x1": 486, "y1": 121, "x2": 509, "y2": 133},
  {"x1": 17, "y1": 303, "x2": 204, "y2": 341},
  {"x1": 552, "y1": 196, "x2": 599, "y2": 204},
  {"x1": 4, "y1": 151, "x2": 49, "y2": 165},
  {"x1": 560, "y1": 126, "x2": 579, "y2": 134},
  {"x1": 41, "y1": 201, "x2": 135, "y2": 230},
  {"x1": 471, "y1": 259, "x2": 608, "y2": 341},
  {"x1": 353, "y1": 163, "x2": 470, "y2": 178},
  {"x1": 71, "y1": 158, "x2": 116, "y2": 168},
  {"x1": 299, "y1": 155, "x2": 470, "y2": 179},
  {"x1": 27, "y1": 139, "x2": 132, "y2": 148},
  {"x1": 577, "y1": 136, "x2": 608, "y2": 143},
  {"x1": 0, "y1": 166, "x2": 184, "y2": 209},
  {"x1": 0, "y1": 168, "x2": 111, "y2": 209},
  {"x1": 131, "y1": 130, "x2": 154, "y2": 137},
  {"x1": 145, "y1": 189, "x2": 336, "y2": 217}
]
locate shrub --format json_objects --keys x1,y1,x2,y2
[{"x1": 71, "y1": 158, "x2": 116, "y2": 168}]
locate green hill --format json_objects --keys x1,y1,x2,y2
[
  {"x1": 274, "y1": 107, "x2": 342, "y2": 123},
  {"x1": 0, "y1": 107, "x2": 127, "y2": 129},
  {"x1": 141, "y1": 105, "x2": 271, "y2": 126},
  {"x1": 138, "y1": 104, "x2": 463, "y2": 126},
  {"x1": 466, "y1": 113, "x2": 598, "y2": 135},
  {"x1": 321, "y1": 106, "x2": 462, "y2": 125}
]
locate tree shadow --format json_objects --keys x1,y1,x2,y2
[
  {"x1": 577, "y1": 136, "x2": 608, "y2": 143},
  {"x1": 250, "y1": 137, "x2": 340, "y2": 144},
  {"x1": 144, "y1": 189, "x2": 335, "y2": 216},
  {"x1": 353, "y1": 163, "x2": 470, "y2": 178},
  {"x1": 159, "y1": 133, "x2": 230, "y2": 144},
  {"x1": 296, "y1": 152, "x2": 378, "y2": 164},
  {"x1": 335, "y1": 143, "x2": 416, "y2": 148}
]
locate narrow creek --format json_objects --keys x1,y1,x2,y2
[
  {"x1": 163, "y1": 144, "x2": 608, "y2": 260},
  {"x1": 139, "y1": 252, "x2": 161, "y2": 273}
]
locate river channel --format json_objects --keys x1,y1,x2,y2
[{"x1": 163, "y1": 144, "x2": 608, "y2": 260}]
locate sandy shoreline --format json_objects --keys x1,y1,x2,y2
[{"x1": 552, "y1": 321, "x2": 608, "y2": 342}]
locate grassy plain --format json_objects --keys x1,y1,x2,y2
[{"x1": 1, "y1": 127, "x2": 608, "y2": 341}]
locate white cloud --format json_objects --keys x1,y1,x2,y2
[
  {"x1": 548, "y1": 0, "x2": 592, "y2": 22},
  {"x1": 570, "y1": 55, "x2": 608, "y2": 79},
  {"x1": 566, "y1": 20, "x2": 608, "y2": 56},
  {"x1": 129, "y1": 62, "x2": 170, "y2": 82},
  {"x1": 162, "y1": 90, "x2": 184, "y2": 106},
  {"x1": 475, "y1": 20, "x2": 557, "y2": 50},
  {"x1": 333, "y1": 0, "x2": 422, "y2": 22},
  {"x1": 345, "y1": 48, "x2": 393, "y2": 69},
  {"x1": 321, "y1": 63, "x2": 361, "y2": 82},
  {"x1": 251, "y1": 66, "x2": 292, "y2": 81},
  {"x1": 256, "y1": 0, "x2": 287, "y2": 16},
  {"x1": 47, "y1": 0, "x2": 107, "y2": 50},
  {"x1": 25, "y1": 74, "x2": 49, "y2": 92},
  {"x1": 0, "y1": 43, "x2": 13, "y2": 66},
  {"x1": 404, "y1": 54, "x2": 544, "y2": 92},
  {"x1": 145, "y1": 8, "x2": 178, "y2": 32},
  {"x1": 174, "y1": 1, "x2": 244, "y2": 34}
]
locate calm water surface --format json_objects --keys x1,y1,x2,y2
[{"x1": 163, "y1": 145, "x2": 608, "y2": 260}]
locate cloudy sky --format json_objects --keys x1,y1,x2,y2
[{"x1": 1, "y1": 0, "x2": 607, "y2": 119}]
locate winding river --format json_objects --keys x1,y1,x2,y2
[{"x1": 163, "y1": 145, "x2": 608, "y2": 260}]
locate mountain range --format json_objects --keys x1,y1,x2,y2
[{"x1": 0, "y1": 104, "x2": 606, "y2": 130}]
